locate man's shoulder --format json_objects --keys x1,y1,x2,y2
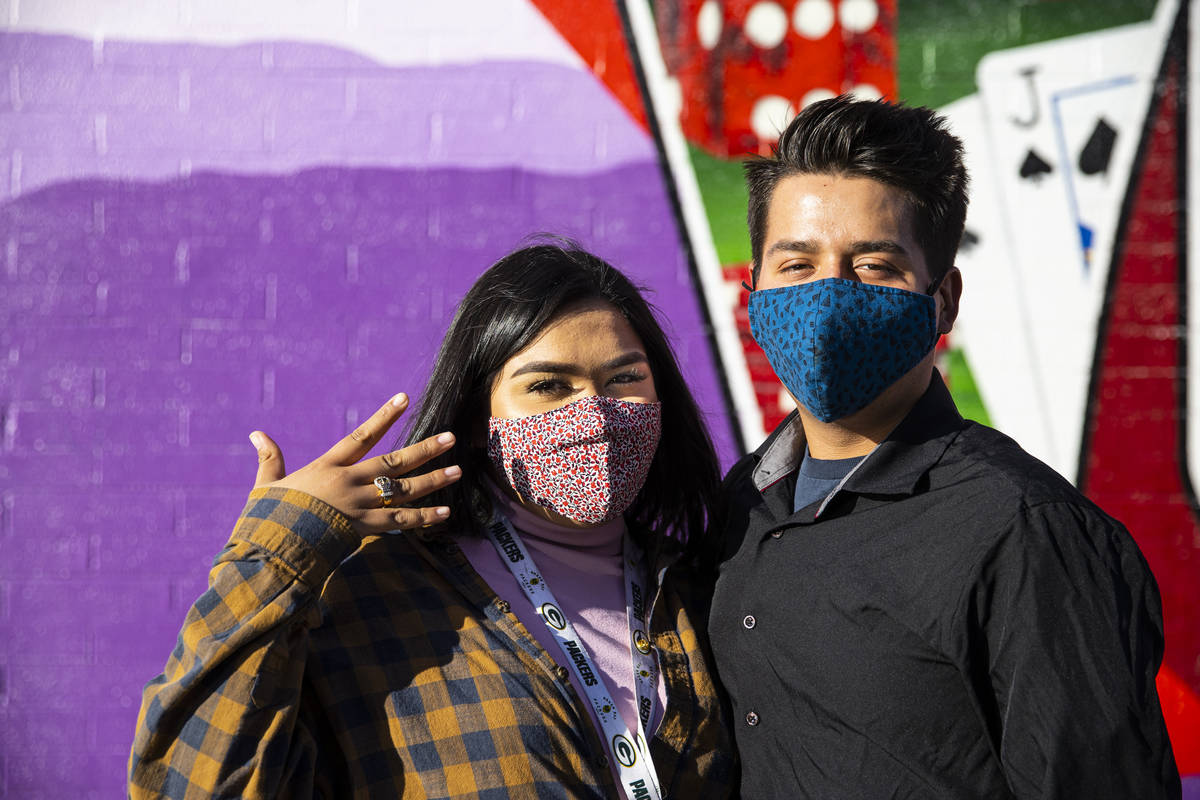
[{"x1": 946, "y1": 420, "x2": 1115, "y2": 523}]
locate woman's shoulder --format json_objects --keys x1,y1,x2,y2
[{"x1": 318, "y1": 526, "x2": 471, "y2": 608}]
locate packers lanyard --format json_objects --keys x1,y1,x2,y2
[{"x1": 485, "y1": 511, "x2": 663, "y2": 800}]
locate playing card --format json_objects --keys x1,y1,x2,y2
[
  {"x1": 938, "y1": 94, "x2": 1058, "y2": 468},
  {"x1": 977, "y1": 4, "x2": 1175, "y2": 479}
]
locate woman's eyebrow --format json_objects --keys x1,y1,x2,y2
[
  {"x1": 603, "y1": 351, "x2": 649, "y2": 370},
  {"x1": 508, "y1": 351, "x2": 648, "y2": 378}
]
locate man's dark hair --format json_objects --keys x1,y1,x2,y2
[
  {"x1": 745, "y1": 95, "x2": 969, "y2": 285},
  {"x1": 401, "y1": 237, "x2": 721, "y2": 561}
]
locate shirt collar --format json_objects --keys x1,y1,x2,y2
[
  {"x1": 751, "y1": 409, "x2": 806, "y2": 492},
  {"x1": 750, "y1": 371, "x2": 966, "y2": 499},
  {"x1": 842, "y1": 374, "x2": 964, "y2": 496}
]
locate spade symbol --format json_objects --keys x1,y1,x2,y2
[
  {"x1": 1078, "y1": 118, "x2": 1117, "y2": 176},
  {"x1": 1019, "y1": 149, "x2": 1054, "y2": 182}
]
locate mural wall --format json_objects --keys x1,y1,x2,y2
[
  {"x1": 0, "y1": 0, "x2": 1197, "y2": 794},
  {"x1": 0, "y1": 3, "x2": 738, "y2": 795}
]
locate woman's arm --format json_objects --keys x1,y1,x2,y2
[
  {"x1": 128, "y1": 488, "x2": 355, "y2": 799},
  {"x1": 128, "y1": 393, "x2": 462, "y2": 798}
]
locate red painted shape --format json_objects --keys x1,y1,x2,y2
[
  {"x1": 1080, "y1": 48, "x2": 1200, "y2": 761},
  {"x1": 528, "y1": 0, "x2": 650, "y2": 131},
  {"x1": 656, "y1": 0, "x2": 897, "y2": 156},
  {"x1": 1158, "y1": 666, "x2": 1200, "y2": 774},
  {"x1": 722, "y1": 263, "x2": 792, "y2": 432}
]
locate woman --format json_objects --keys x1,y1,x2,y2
[{"x1": 128, "y1": 241, "x2": 735, "y2": 799}]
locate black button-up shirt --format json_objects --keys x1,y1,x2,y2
[{"x1": 710, "y1": 375, "x2": 1180, "y2": 798}]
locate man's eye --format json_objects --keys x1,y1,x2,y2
[{"x1": 858, "y1": 262, "x2": 899, "y2": 274}]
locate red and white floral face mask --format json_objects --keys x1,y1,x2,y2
[{"x1": 487, "y1": 395, "x2": 663, "y2": 525}]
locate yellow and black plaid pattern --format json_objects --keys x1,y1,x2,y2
[{"x1": 129, "y1": 487, "x2": 735, "y2": 799}]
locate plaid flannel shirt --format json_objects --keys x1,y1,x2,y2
[{"x1": 128, "y1": 487, "x2": 736, "y2": 799}]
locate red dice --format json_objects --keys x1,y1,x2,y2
[{"x1": 656, "y1": 0, "x2": 897, "y2": 156}]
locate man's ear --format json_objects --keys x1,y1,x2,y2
[{"x1": 935, "y1": 267, "x2": 962, "y2": 335}]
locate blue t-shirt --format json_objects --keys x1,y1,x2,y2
[{"x1": 793, "y1": 448, "x2": 865, "y2": 513}]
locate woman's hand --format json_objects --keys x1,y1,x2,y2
[{"x1": 249, "y1": 393, "x2": 462, "y2": 535}]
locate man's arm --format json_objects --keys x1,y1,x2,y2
[{"x1": 963, "y1": 500, "x2": 1180, "y2": 799}]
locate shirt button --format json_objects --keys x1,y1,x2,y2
[
  {"x1": 745, "y1": 710, "x2": 760, "y2": 726},
  {"x1": 496, "y1": 599, "x2": 511, "y2": 614},
  {"x1": 554, "y1": 665, "x2": 570, "y2": 682},
  {"x1": 742, "y1": 614, "x2": 756, "y2": 629},
  {"x1": 770, "y1": 530, "x2": 783, "y2": 539}
]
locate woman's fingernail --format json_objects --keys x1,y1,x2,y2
[
  {"x1": 444, "y1": 466, "x2": 462, "y2": 478},
  {"x1": 436, "y1": 432, "x2": 454, "y2": 445},
  {"x1": 436, "y1": 507, "x2": 451, "y2": 518},
  {"x1": 390, "y1": 393, "x2": 408, "y2": 408},
  {"x1": 249, "y1": 432, "x2": 263, "y2": 448}
]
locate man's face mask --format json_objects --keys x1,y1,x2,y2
[
  {"x1": 747, "y1": 277, "x2": 941, "y2": 422},
  {"x1": 488, "y1": 395, "x2": 662, "y2": 525}
]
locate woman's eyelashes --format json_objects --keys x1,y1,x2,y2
[
  {"x1": 524, "y1": 370, "x2": 648, "y2": 397},
  {"x1": 608, "y1": 369, "x2": 648, "y2": 386},
  {"x1": 526, "y1": 377, "x2": 573, "y2": 397}
]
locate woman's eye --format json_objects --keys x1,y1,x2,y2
[
  {"x1": 528, "y1": 378, "x2": 572, "y2": 396},
  {"x1": 609, "y1": 370, "x2": 647, "y2": 386}
]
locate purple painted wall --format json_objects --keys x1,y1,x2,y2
[{"x1": 0, "y1": 29, "x2": 738, "y2": 797}]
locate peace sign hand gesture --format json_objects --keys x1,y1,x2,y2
[{"x1": 249, "y1": 393, "x2": 462, "y2": 535}]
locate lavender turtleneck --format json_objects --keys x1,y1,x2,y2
[{"x1": 455, "y1": 488, "x2": 665, "y2": 749}]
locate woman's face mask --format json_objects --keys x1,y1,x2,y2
[
  {"x1": 488, "y1": 395, "x2": 663, "y2": 525},
  {"x1": 488, "y1": 301, "x2": 661, "y2": 524}
]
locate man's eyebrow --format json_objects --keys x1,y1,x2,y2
[
  {"x1": 765, "y1": 239, "x2": 820, "y2": 257},
  {"x1": 508, "y1": 351, "x2": 649, "y2": 378},
  {"x1": 765, "y1": 239, "x2": 910, "y2": 257},
  {"x1": 849, "y1": 240, "x2": 909, "y2": 256}
]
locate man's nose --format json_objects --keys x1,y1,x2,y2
[{"x1": 817, "y1": 260, "x2": 859, "y2": 282}]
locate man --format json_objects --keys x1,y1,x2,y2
[{"x1": 708, "y1": 96, "x2": 1180, "y2": 798}]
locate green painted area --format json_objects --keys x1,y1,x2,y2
[
  {"x1": 945, "y1": 347, "x2": 992, "y2": 425},
  {"x1": 688, "y1": 143, "x2": 753, "y2": 266},
  {"x1": 897, "y1": 0, "x2": 1159, "y2": 109}
]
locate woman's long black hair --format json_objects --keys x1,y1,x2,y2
[{"x1": 401, "y1": 238, "x2": 721, "y2": 561}]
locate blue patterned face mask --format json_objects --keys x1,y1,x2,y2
[{"x1": 747, "y1": 278, "x2": 940, "y2": 422}]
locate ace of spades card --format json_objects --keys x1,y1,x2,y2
[{"x1": 976, "y1": 3, "x2": 1175, "y2": 478}]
